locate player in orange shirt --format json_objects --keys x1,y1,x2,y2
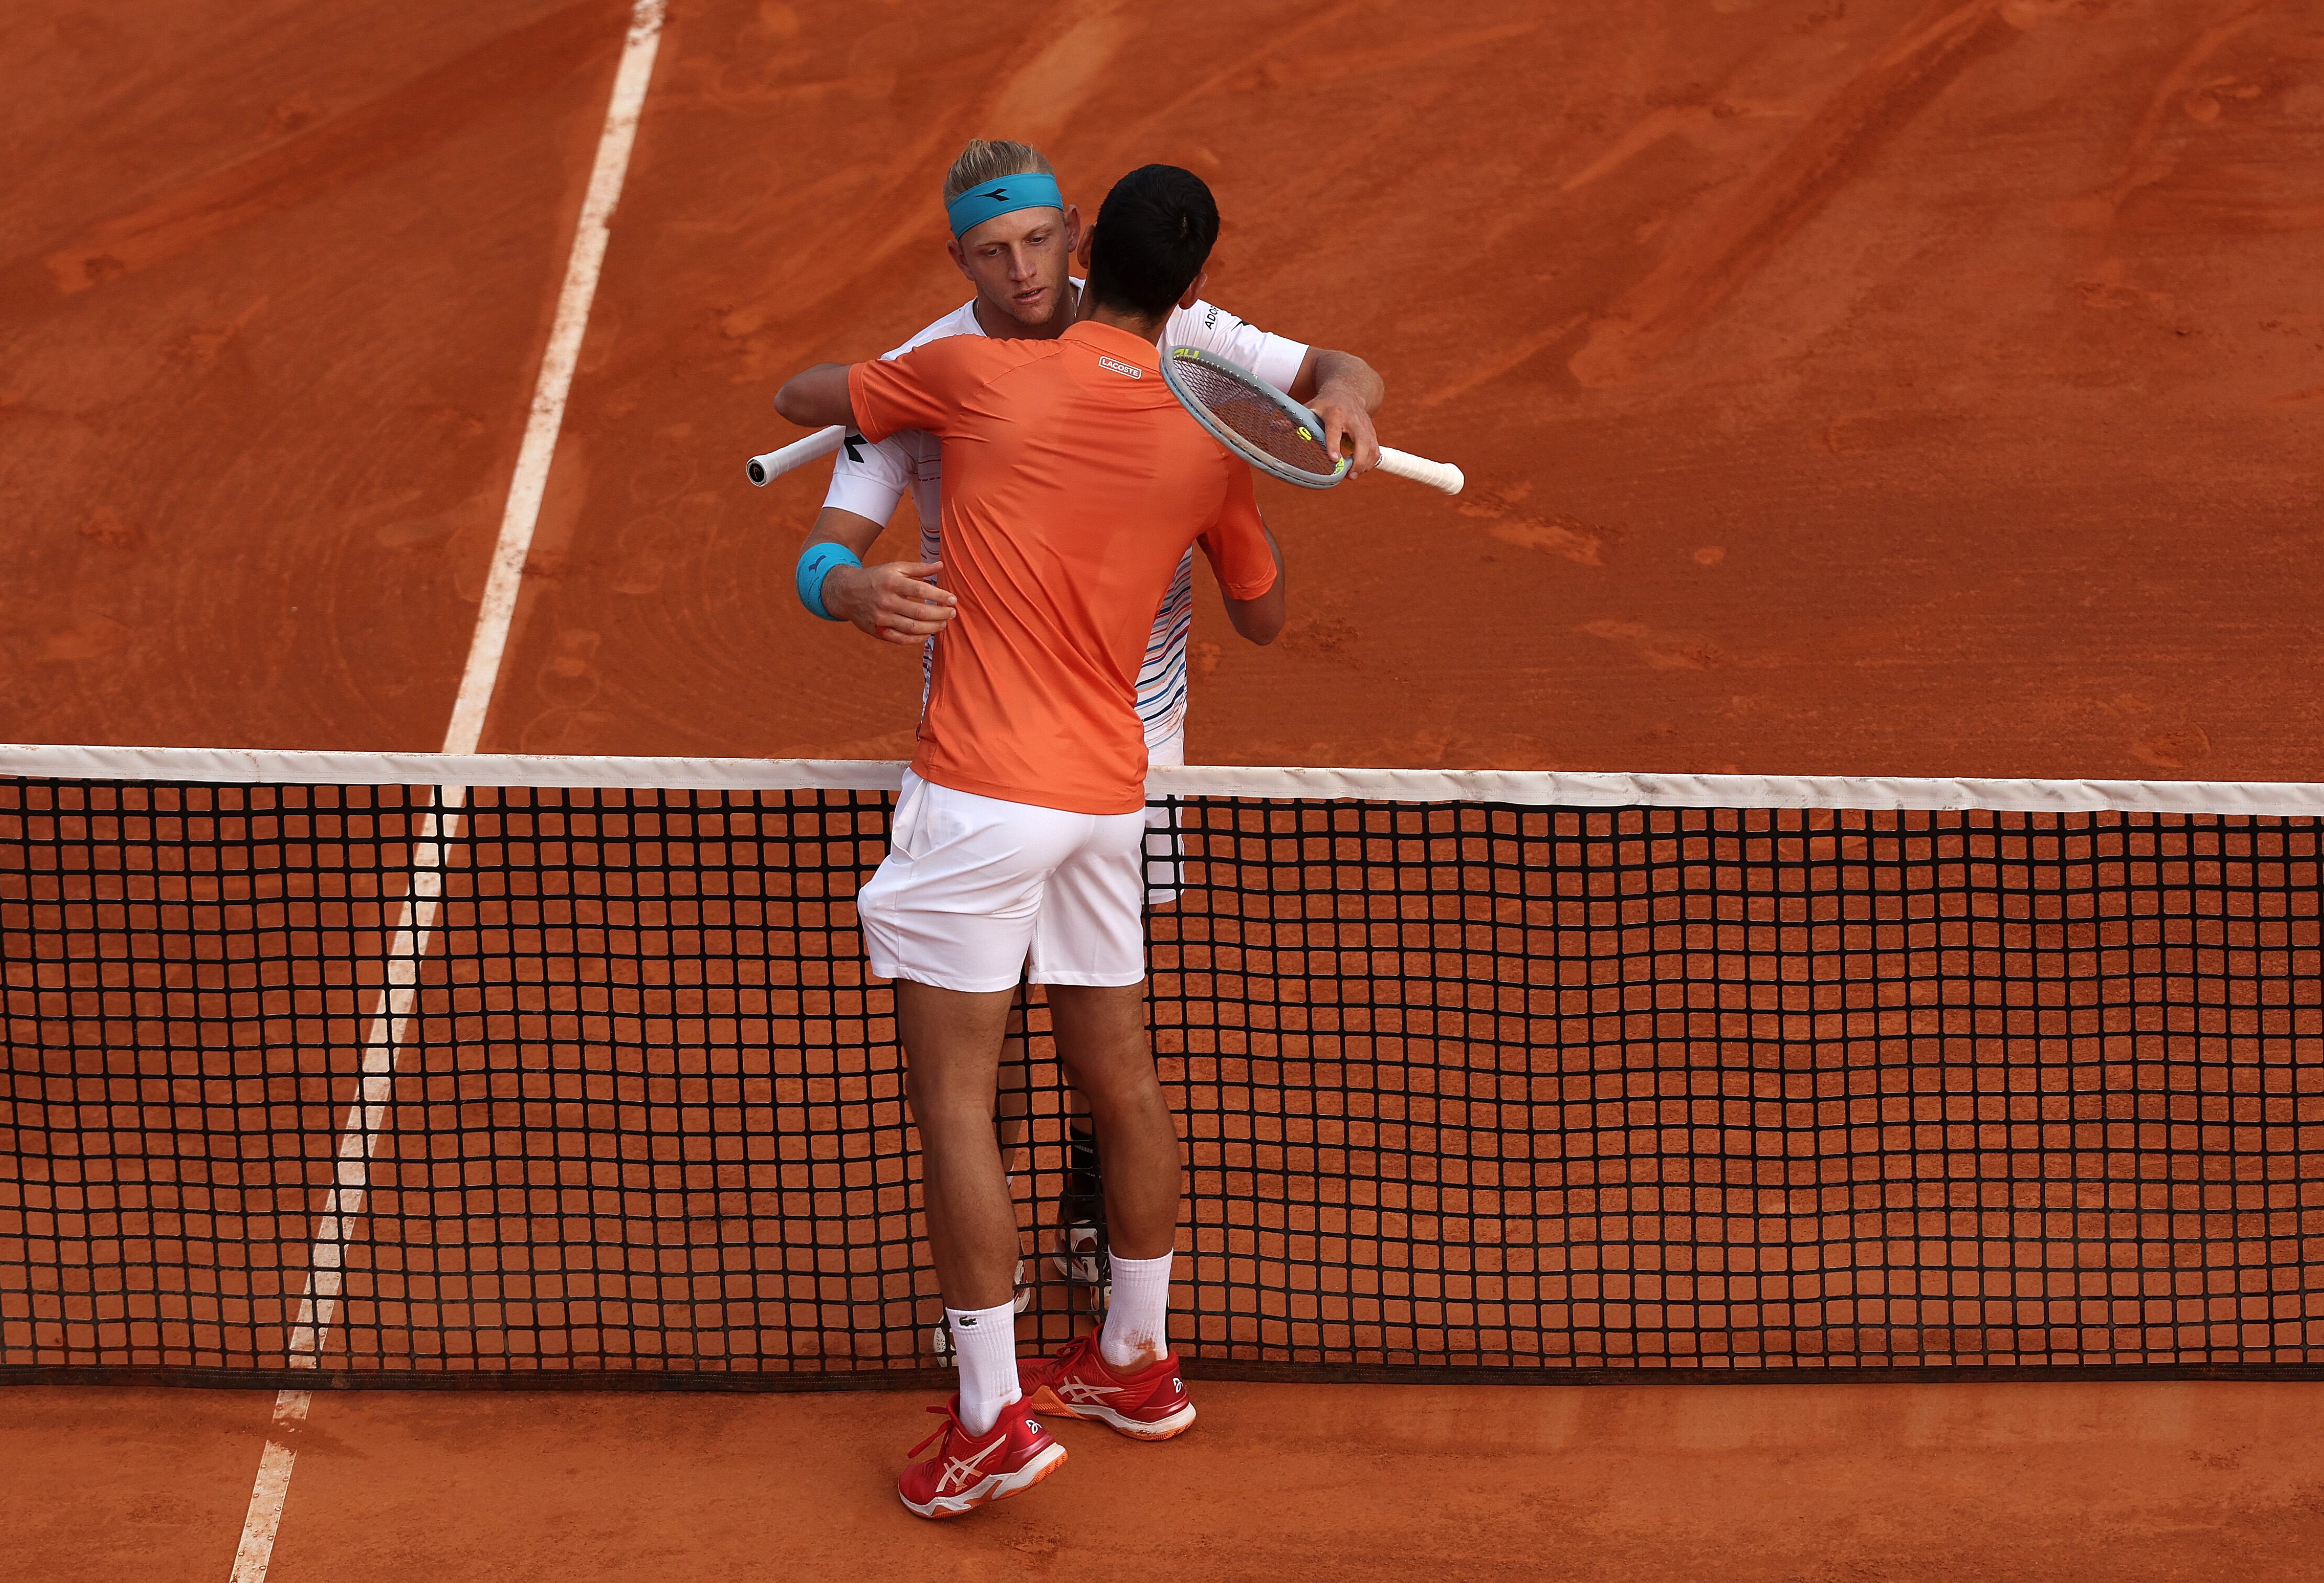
[{"x1": 774, "y1": 165, "x2": 1279, "y2": 1518}]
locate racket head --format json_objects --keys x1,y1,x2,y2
[{"x1": 1160, "y1": 346, "x2": 1349, "y2": 489}]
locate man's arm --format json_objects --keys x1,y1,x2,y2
[
  {"x1": 1286, "y1": 348, "x2": 1385, "y2": 476},
  {"x1": 1199, "y1": 467, "x2": 1285, "y2": 646},
  {"x1": 777, "y1": 351, "x2": 964, "y2": 643},
  {"x1": 774, "y1": 364, "x2": 855, "y2": 429},
  {"x1": 1170, "y1": 300, "x2": 1385, "y2": 475},
  {"x1": 801, "y1": 505, "x2": 956, "y2": 647},
  {"x1": 1211, "y1": 527, "x2": 1285, "y2": 646}
]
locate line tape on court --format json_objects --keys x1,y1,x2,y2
[{"x1": 223, "y1": 4, "x2": 668, "y2": 1579}]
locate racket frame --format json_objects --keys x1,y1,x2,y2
[{"x1": 1160, "y1": 345, "x2": 1350, "y2": 490}]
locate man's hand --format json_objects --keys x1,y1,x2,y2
[
  {"x1": 1289, "y1": 348, "x2": 1386, "y2": 476},
  {"x1": 1310, "y1": 381, "x2": 1383, "y2": 475},
  {"x1": 822, "y1": 558, "x2": 956, "y2": 646}
]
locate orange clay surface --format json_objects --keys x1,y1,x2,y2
[
  {"x1": 6, "y1": 0, "x2": 2322, "y2": 777},
  {"x1": 8, "y1": 0, "x2": 2324, "y2": 1577},
  {"x1": 11, "y1": 1380, "x2": 2324, "y2": 1581}
]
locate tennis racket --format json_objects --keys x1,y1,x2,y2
[
  {"x1": 745, "y1": 425, "x2": 849, "y2": 486},
  {"x1": 1160, "y1": 347, "x2": 1464, "y2": 494}
]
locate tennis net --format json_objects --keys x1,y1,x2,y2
[{"x1": 4, "y1": 745, "x2": 2322, "y2": 1390}]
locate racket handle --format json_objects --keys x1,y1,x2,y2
[
  {"x1": 745, "y1": 426, "x2": 847, "y2": 487},
  {"x1": 1373, "y1": 446, "x2": 1464, "y2": 495}
]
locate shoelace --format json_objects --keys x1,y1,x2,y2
[
  {"x1": 1045, "y1": 1331, "x2": 1100, "y2": 1380},
  {"x1": 906, "y1": 1401, "x2": 966, "y2": 1460}
]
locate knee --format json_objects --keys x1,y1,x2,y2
[
  {"x1": 905, "y1": 1065, "x2": 995, "y2": 1125},
  {"x1": 1062, "y1": 1061, "x2": 1164, "y2": 1119}
]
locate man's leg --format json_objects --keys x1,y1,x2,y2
[
  {"x1": 896, "y1": 977, "x2": 1021, "y2": 1430},
  {"x1": 1047, "y1": 982, "x2": 1178, "y2": 1369},
  {"x1": 991, "y1": 990, "x2": 1032, "y2": 1170}
]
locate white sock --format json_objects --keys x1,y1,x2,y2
[
  {"x1": 945, "y1": 1300, "x2": 1021, "y2": 1436},
  {"x1": 1099, "y1": 1250, "x2": 1172, "y2": 1372}
]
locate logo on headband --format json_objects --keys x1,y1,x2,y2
[{"x1": 985, "y1": 187, "x2": 1008, "y2": 203}]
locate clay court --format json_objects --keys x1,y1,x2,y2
[{"x1": 6, "y1": 0, "x2": 2324, "y2": 1577}]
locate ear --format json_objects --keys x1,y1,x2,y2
[
  {"x1": 1062, "y1": 202, "x2": 1084, "y2": 259},
  {"x1": 1175, "y1": 268, "x2": 1208, "y2": 311},
  {"x1": 1073, "y1": 221, "x2": 1095, "y2": 271},
  {"x1": 945, "y1": 235, "x2": 971, "y2": 280}
]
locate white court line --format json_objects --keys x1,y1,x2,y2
[{"x1": 225, "y1": 5, "x2": 667, "y2": 1579}]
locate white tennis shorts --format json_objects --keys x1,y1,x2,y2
[{"x1": 857, "y1": 771, "x2": 1150, "y2": 993}]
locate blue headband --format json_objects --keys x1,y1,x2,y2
[{"x1": 946, "y1": 172, "x2": 1064, "y2": 238}]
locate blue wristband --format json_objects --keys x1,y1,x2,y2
[{"x1": 796, "y1": 541, "x2": 861, "y2": 622}]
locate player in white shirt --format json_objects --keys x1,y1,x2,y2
[{"x1": 780, "y1": 137, "x2": 1386, "y2": 1350}]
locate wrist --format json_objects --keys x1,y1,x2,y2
[
  {"x1": 795, "y1": 541, "x2": 862, "y2": 621},
  {"x1": 821, "y1": 563, "x2": 867, "y2": 622},
  {"x1": 1312, "y1": 367, "x2": 1382, "y2": 415}
]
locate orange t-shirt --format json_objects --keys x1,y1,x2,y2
[{"x1": 847, "y1": 319, "x2": 1277, "y2": 815}]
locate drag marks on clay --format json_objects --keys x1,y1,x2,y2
[
  {"x1": 1557, "y1": 99, "x2": 1801, "y2": 195},
  {"x1": 2097, "y1": 692, "x2": 2217, "y2": 772},
  {"x1": 1249, "y1": 18, "x2": 1547, "y2": 92},
  {"x1": 30, "y1": 1, "x2": 621, "y2": 296},
  {"x1": 1816, "y1": 406, "x2": 1968, "y2": 455},
  {"x1": 2131, "y1": 726, "x2": 2213, "y2": 770},
  {"x1": 1084, "y1": 0, "x2": 1366, "y2": 170},
  {"x1": 1454, "y1": 482, "x2": 1608, "y2": 567},
  {"x1": 76, "y1": 507, "x2": 144, "y2": 550},
  {"x1": 162, "y1": 297, "x2": 270, "y2": 366},
  {"x1": 1568, "y1": 0, "x2": 2023, "y2": 388},
  {"x1": 979, "y1": 0, "x2": 1131, "y2": 143},
  {"x1": 1580, "y1": 618, "x2": 1726, "y2": 672},
  {"x1": 2069, "y1": 259, "x2": 2174, "y2": 312},
  {"x1": 2054, "y1": 0, "x2": 2324, "y2": 234},
  {"x1": 1418, "y1": 312, "x2": 1589, "y2": 409},
  {"x1": 37, "y1": 612, "x2": 133, "y2": 663},
  {"x1": 709, "y1": 0, "x2": 1131, "y2": 353}
]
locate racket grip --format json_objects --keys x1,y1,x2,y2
[
  {"x1": 1374, "y1": 447, "x2": 1464, "y2": 495},
  {"x1": 745, "y1": 425, "x2": 847, "y2": 487}
]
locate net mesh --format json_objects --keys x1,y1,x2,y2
[
  {"x1": 1164, "y1": 351, "x2": 1339, "y2": 481},
  {"x1": 5, "y1": 763, "x2": 2324, "y2": 1389}
]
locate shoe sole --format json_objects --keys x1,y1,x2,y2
[
  {"x1": 898, "y1": 1442, "x2": 1067, "y2": 1520},
  {"x1": 1029, "y1": 1386, "x2": 1196, "y2": 1442}
]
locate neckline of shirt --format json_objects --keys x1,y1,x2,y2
[{"x1": 1061, "y1": 318, "x2": 1164, "y2": 369}]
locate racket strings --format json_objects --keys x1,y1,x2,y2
[{"x1": 1173, "y1": 362, "x2": 1338, "y2": 479}]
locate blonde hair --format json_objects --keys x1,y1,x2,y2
[{"x1": 942, "y1": 138, "x2": 1056, "y2": 205}]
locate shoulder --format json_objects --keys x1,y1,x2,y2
[
  {"x1": 874, "y1": 333, "x2": 1043, "y2": 404},
  {"x1": 883, "y1": 301, "x2": 983, "y2": 361},
  {"x1": 1166, "y1": 297, "x2": 1244, "y2": 344},
  {"x1": 902, "y1": 332, "x2": 1029, "y2": 374}
]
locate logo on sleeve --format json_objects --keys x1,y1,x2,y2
[{"x1": 1096, "y1": 355, "x2": 1144, "y2": 380}]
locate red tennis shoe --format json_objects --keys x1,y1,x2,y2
[
  {"x1": 1022, "y1": 1332, "x2": 1196, "y2": 1442},
  {"x1": 895, "y1": 1397, "x2": 1066, "y2": 1520}
]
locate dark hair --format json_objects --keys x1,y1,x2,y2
[{"x1": 1084, "y1": 164, "x2": 1219, "y2": 320}]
